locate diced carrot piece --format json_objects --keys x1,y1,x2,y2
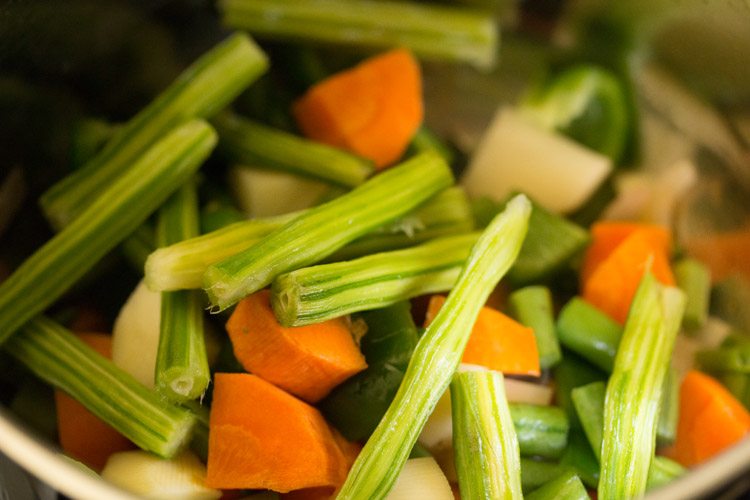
[
  {"x1": 580, "y1": 221, "x2": 672, "y2": 286},
  {"x1": 582, "y1": 229, "x2": 675, "y2": 324},
  {"x1": 681, "y1": 227, "x2": 750, "y2": 283},
  {"x1": 667, "y1": 370, "x2": 750, "y2": 467},
  {"x1": 424, "y1": 295, "x2": 540, "y2": 376},
  {"x1": 293, "y1": 48, "x2": 423, "y2": 169},
  {"x1": 206, "y1": 373, "x2": 350, "y2": 492},
  {"x1": 225, "y1": 290, "x2": 367, "y2": 403},
  {"x1": 55, "y1": 332, "x2": 134, "y2": 471}
]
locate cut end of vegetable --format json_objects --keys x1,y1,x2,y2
[{"x1": 293, "y1": 48, "x2": 424, "y2": 169}]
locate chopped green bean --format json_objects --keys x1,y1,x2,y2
[
  {"x1": 508, "y1": 286, "x2": 562, "y2": 369},
  {"x1": 220, "y1": 0, "x2": 498, "y2": 69},
  {"x1": 571, "y1": 381, "x2": 606, "y2": 460},
  {"x1": 451, "y1": 371, "x2": 523, "y2": 500},
  {"x1": 155, "y1": 181, "x2": 210, "y2": 403},
  {"x1": 557, "y1": 297, "x2": 623, "y2": 373},
  {"x1": 0, "y1": 120, "x2": 217, "y2": 345},
  {"x1": 521, "y1": 459, "x2": 574, "y2": 493},
  {"x1": 675, "y1": 257, "x2": 711, "y2": 331},
  {"x1": 336, "y1": 194, "x2": 531, "y2": 499},
  {"x1": 553, "y1": 351, "x2": 607, "y2": 429},
  {"x1": 40, "y1": 34, "x2": 267, "y2": 229},
  {"x1": 203, "y1": 151, "x2": 454, "y2": 311},
  {"x1": 525, "y1": 470, "x2": 588, "y2": 500},
  {"x1": 509, "y1": 403, "x2": 569, "y2": 460},
  {"x1": 213, "y1": 111, "x2": 374, "y2": 187},
  {"x1": 599, "y1": 272, "x2": 686, "y2": 500},
  {"x1": 657, "y1": 366, "x2": 679, "y2": 447},
  {"x1": 5, "y1": 316, "x2": 196, "y2": 457}
]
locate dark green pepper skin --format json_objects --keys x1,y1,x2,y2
[{"x1": 319, "y1": 301, "x2": 419, "y2": 441}]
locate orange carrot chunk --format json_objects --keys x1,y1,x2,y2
[
  {"x1": 293, "y1": 48, "x2": 423, "y2": 169},
  {"x1": 225, "y1": 290, "x2": 367, "y2": 403},
  {"x1": 206, "y1": 373, "x2": 351, "y2": 492},
  {"x1": 668, "y1": 370, "x2": 750, "y2": 467},
  {"x1": 55, "y1": 332, "x2": 134, "y2": 471},
  {"x1": 681, "y1": 226, "x2": 750, "y2": 284},
  {"x1": 424, "y1": 295, "x2": 540, "y2": 376},
  {"x1": 582, "y1": 228, "x2": 675, "y2": 324},
  {"x1": 580, "y1": 221, "x2": 672, "y2": 286}
]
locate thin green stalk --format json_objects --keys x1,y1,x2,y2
[
  {"x1": 4, "y1": 316, "x2": 196, "y2": 457},
  {"x1": 203, "y1": 151, "x2": 454, "y2": 311},
  {"x1": 155, "y1": 181, "x2": 210, "y2": 403},
  {"x1": 451, "y1": 371, "x2": 523, "y2": 500},
  {"x1": 214, "y1": 111, "x2": 373, "y2": 187},
  {"x1": 40, "y1": 33, "x2": 267, "y2": 229},
  {"x1": 146, "y1": 186, "x2": 473, "y2": 291},
  {"x1": 0, "y1": 120, "x2": 216, "y2": 345},
  {"x1": 335, "y1": 194, "x2": 531, "y2": 499},
  {"x1": 271, "y1": 232, "x2": 479, "y2": 327},
  {"x1": 508, "y1": 286, "x2": 562, "y2": 369},
  {"x1": 598, "y1": 272, "x2": 686, "y2": 500},
  {"x1": 220, "y1": 0, "x2": 498, "y2": 70}
]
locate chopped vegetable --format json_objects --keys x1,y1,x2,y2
[
  {"x1": 39, "y1": 33, "x2": 267, "y2": 229},
  {"x1": 155, "y1": 181, "x2": 211, "y2": 403},
  {"x1": 451, "y1": 371, "x2": 523, "y2": 499},
  {"x1": 674, "y1": 257, "x2": 712, "y2": 330},
  {"x1": 336, "y1": 194, "x2": 530, "y2": 499},
  {"x1": 0, "y1": 119, "x2": 216, "y2": 345},
  {"x1": 205, "y1": 373, "x2": 352, "y2": 491},
  {"x1": 384, "y1": 457, "x2": 453, "y2": 500},
  {"x1": 557, "y1": 297, "x2": 623, "y2": 373},
  {"x1": 219, "y1": 0, "x2": 497, "y2": 70},
  {"x1": 668, "y1": 370, "x2": 750, "y2": 467},
  {"x1": 682, "y1": 227, "x2": 750, "y2": 284},
  {"x1": 293, "y1": 48, "x2": 423, "y2": 169},
  {"x1": 524, "y1": 470, "x2": 588, "y2": 500},
  {"x1": 272, "y1": 232, "x2": 478, "y2": 327},
  {"x1": 583, "y1": 227, "x2": 675, "y2": 324},
  {"x1": 508, "y1": 286, "x2": 562, "y2": 369},
  {"x1": 320, "y1": 302, "x2": 419, "y2": 441},
  {"x1": 552, "y1": 352, "x2": 606, "y2": 429},
  {"x1": 203, "y1": 151, "x2": 453, "y2": 311},
  {"x1": 214, "y1": 111, "x2": 374, "y2": 187},
  {"x1": 225, "y1": 290, "x2": 367, "y2": 403},
  {"x1": 425, "y1": 295, "x2": 540, "y2": 377},
  {"x1": 598, "y1": 272, "x2": 686, "y2": 499},
  {"x1": 5, "y1": 316, "x2": 196, "y2": 458},
  {"x1": 54, "y1": 332, "x2": 134, "y2": 471}
]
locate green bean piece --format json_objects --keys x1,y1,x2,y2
[
  {"x1": 657, "y1": 366, "x2": 679, "y2": 447},
  {"x1": 146, "y1": 186, "x2": 472, "y2": 291},
  {"x1": 155, "y1": 181, "x2": 210, "y2": 403},
  {"x1": 697, "y1": 345, "x2": 750, "y2": 374},
  {"x1": 203, "y1": 151, "x2": 454, "y2": 311},
  {"x1": 647, "y1": 456, "x2": 686, "y2": 491},
  {"x1": 5, "y1": 317, "x2": 196, "y2": 457},
  {"x1": 560, "y1": 430, "x2": 599, "y2": 489},
  {"x1": 320, "y1": 301, "x2": 419, "y2": 441},
  {"x1": 40, "y1": 33, "x2": 266, "y2": 229},
  {"x1": 571, "y1": 381, "x2": 606, "y2": 460},
  {"x1": 711, "y1": 275, "x2": 750, "y2": 333},
  {"x1": 214, "y1": 112, "x2": 373, "y2": 188},
  {"x1": 0, "y1": 120, "x2": 217, "y2": 345},
  {"x1": 220, "y1": 0, "x2": 498, "y2": 70},
  {"x1": 599, "y1": 272, "x2": 686, "y2": 500},
  {"x1": 525, "y1": 470, "x2": 588, "y2": 500},
  {"x1": 451, "y1": 371, "x2": 523, "y2": 500},
  {"x1": 716, "y1": 372, "x2": 750, "y2": 409},
  {"x1": 521, "y1": 459, "x2": 574, "y2": 494},
  {"x1": 508, "y1": 286, "x2": 562, "y2": 369},
  {"x1": 674, "y1": 257, "x2": 711, "y2": 331},
  {"x1": 553, "y1": 351, "x2": 607, "y2": 429},
  {"x1": 557, "y1": 297, "x2": 623, "y2": 373},
  {"x1": 336, "y1": 194, "x2": 531, "y2": 499},
  {"x1": 272, "y1": 232, "x2": 479, "y2": 327},
  {"x1": 509, "y1": 403, "x2": 569, "y2": 460}
]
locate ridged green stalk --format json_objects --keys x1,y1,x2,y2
[
  {"x1": 40, "y1": 33, "x2": 267, "y2": 229},
  {"x1": 598, "y1": 272, "x2": 686, "y2": 500},
  {"x1": 220, "y1": 0, "x2": 498, "y2": 69},
  {"x1": 4, "y1": 316, "x2": 196, "y2": 457},
  {"x1": 336, "y1": 194, "x2": 531, "y2": 499},
  {"x1": 272, "y1": 232, "x2": 479, "y2": 326},
  {"x1": 451, "y1": 371, "x2": 523, "y2": 500},
  {"x1": 0, "y1": 120, "x2": 216, "y2": 345},
  {"x1": 155, "y1": 181, "x2": 210, "y2": 403},
  {"x1": 203, "y1": 152, "x2": 454, "y2": 311},
  {"x1": 214, "y1": 112, "x2": 373, "y2": 187}
]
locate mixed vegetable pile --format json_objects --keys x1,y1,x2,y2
[{"x1": 2, "y1": 1, "x2": 750, "y2": 499}]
